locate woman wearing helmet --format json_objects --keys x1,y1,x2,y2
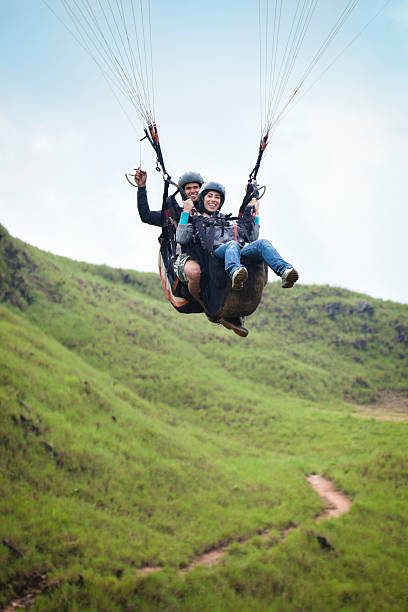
[{"x1": 176, "y1": 181, "x2": 298, "y2": 335}]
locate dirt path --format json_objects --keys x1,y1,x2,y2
[
  {"x1": 142, "y1": 474, "x2": 353, "y2": 574},
  {"x1": 180, "y1": 547, "x2": 229, "y2": 572},
  {"x1": 307, "y1": 474, "x2": 352, "y2": 520},
  {"x1": 2, "y1": 476, "x2": 352, "y2": 608}
]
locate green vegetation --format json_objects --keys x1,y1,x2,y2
[{"x1": 1, "y1": 222, "x2": 407, "y2": 611}]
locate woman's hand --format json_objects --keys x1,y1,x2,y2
[
  {"x1": 249, "y1": 197, "x2": 259, "y2": 216},
  {"x1": 183, "y1": 198, "x2": 194, "y2": 213},
  {"x1": 134, "y1": 167, "x2": 147, "y2": 187}
]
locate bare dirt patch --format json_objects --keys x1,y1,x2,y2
[
  {"x1": 307, "y1": 474, "x2": 352, "y2": 520},
  {"x1": 352, "y1": 391, "x2": 408, "y2": 422},
  {"x1": 1, "y1": 574, "x2": 47, "y2": 612},
  {"x1": 180, "y1": 546, "x2": 228, "y2": 572}
]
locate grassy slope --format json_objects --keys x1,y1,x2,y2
[{"x1": 1, "y1": 224, "x2": 408, "y2": 611}]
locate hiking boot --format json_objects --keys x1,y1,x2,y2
[
  {"x1": 231, "y1": 267, "x2": 248, "y2": 290},
  {"x1": 220, "y1": 317, "x2": 249, "y2": 338},
  {"x1": 281, "y1": 267, "x2": 299, "y2": 288}
]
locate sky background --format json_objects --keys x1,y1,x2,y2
[{"x1": 1, "y1": 1, "x2": 407, "y2": 304}]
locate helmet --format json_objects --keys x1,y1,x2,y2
[
  {"x1": 178, "y1": 171, "x2": 204, "y2": 188},
  {"x1": 197, "y1": 181, "x2": 226, "y2": 213}
]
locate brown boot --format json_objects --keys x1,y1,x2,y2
[
  {"x1": 281, "y1": 267, "x2": 299, "y2": 288},
  {"x1": 220, "y1": 317, "x2": 248, "y2": 338},
  {"x1": 231, "y1": 267, "x2": 248, "y2": 290}
]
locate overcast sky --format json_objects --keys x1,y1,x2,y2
[{"x1": 1, "y1": 1, "x2": 407, "y2": 304}]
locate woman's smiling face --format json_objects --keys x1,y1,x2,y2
[{"x1": 203, "y1": 191, "x2": 222, "y2": 213}]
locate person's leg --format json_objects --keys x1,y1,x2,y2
[
  {"x1": 214, "y1": 242, "x2": 248, "y2": 289},
  {"x1": 242, "y1": 239, "x2": 298, "y2": 287},
  {"x1": 241, "y1": 239, "x2": 293, "y2": 277},
  {"x1": 214, "y1": 241, "x2": 241, "y2": 276},
  {"x1": 214, "y1": 241, "x2": 248, "y2": 289},
  {"x1": 183, "y1": 259, "x2": 206, "y2": 309}
]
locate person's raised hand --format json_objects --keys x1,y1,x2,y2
[
  {"x1": 183, "y1": 198, "x2": 194, "y2": 213},
  {"x1": 251, "y1": 197, "x2": 259, "y2": 216},
  {"x1": 134, "y1": 167, "x2": 147, "y2": 187}
]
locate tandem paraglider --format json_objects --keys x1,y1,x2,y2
[
  {"x1": 133, "y1": 166, "x2": 298, "y2": 337},
  {"x1": 45, "y1": 0, "x2": 386, "y2": 336}
]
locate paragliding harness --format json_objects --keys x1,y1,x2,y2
[
  {"x1": 140, "y1": 123, "x2": 204, "y2": 314},
  {"x1": 126, "y1": 123, "x2": 202, "y2": 313},
  {"x1": 128, "y1": 124, "x2": 269, "y2": 317},
  {"x1": 184, "y1": 209, "x2": 260, "y2": 317},
  {"x1": 157, "y1": 182, "x2": 204, "y2": 314},
  {"x1": 191, "y1": 211, "x2": 255, "y2": 253},
  {"x1": 182, "y1": 132, "x2": 269, "y2": 318},
  {"x1": 158, "y1": 192, "x2": 258, "y2": 318}
]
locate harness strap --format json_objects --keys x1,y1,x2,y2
[
  {"x1": 143, "y1": 123, "x2": 167, "y2": 175},
  {"x1": 250, "y1": 132, "x2": 269, "y2": 180},
  {"x1": 142, "y1": 122, "x2": 187, "y2": 201},
  {"x1": 191, "y1": 214, "x2": 252, "y2": 253},
  {"x1": 160, "y1": 185, "x2": 181, "y2": 266},
  {"x1": 192, "y1": 216, "x2": 213, "y2": 252},
  {"x1": 160, "y1": 181, "x2": 170, "y2": 228},
  {"x1": 239, "y1": 132, "x2": 269, "y2": 215}
]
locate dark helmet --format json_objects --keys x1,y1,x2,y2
[
  {"x1": 197, "y1": 181, "x2": 226, "y2": 213},
  {"x1": 178, "y1": 171, "x2": 204, "y2": 189}
]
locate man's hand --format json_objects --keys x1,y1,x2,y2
[
  {"x1": 183, "y1": 198, "x2": 194, "y2": 213},
  {"x1": 134, "y1": 167, "x2": 147, "y2": 188}
]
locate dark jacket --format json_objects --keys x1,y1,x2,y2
[{"x1": 137, "y1": 186, "x2": 162, "y2": 227}]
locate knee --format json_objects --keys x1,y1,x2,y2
[
  {"x1": 184, "y1": 259, "x2": 201, "y2": 282},
  {"x1": 226, "y1": 241, "x2": 239, "y2": 252},
  {"x1": 258, "y1": 239, "x2": 271, "y2": 248}
]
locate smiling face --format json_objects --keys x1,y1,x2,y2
[
  {"x1": 203, "y1": 190, "x2": 222, "y2": 214},
  {"x1": 183, "y1": 182, "x2": 201, "y2": 202}
]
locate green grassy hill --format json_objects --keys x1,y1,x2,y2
[{"x1": 1, "y1": 223, "x2": 407, "y2": 611}]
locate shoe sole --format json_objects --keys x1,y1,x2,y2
[
  {"x1": 231, "y1": 267, "x2": 248, "y2": 290},
  {"x1": 282, "y1": 268, "x2": 299, "y2": 288},
  {"x1": 220, "y1": 318, "x2": 248, "y2": 338},
  {"x1": 232, "y1": 327, "x2": 249, "y2": 338}
]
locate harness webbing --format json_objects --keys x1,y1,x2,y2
[
  {"x1": 250, "y1": 132, "x2": 269, "y2": 180},
  {"x1": 191, "y1": 211, "x2": 254, "y2": 253},
  {"x1": 142, "y1": 122, "x2": 187, "y2": 201},
  {"x1": 143, "y1": 123, "x2": 166, "y2": 174},
  {"x1": 160, "y1": 181, "x2": 170, "y2": 228},
  {"x1": 239, "y1": 132, "x2": 269, "y2": 215}
]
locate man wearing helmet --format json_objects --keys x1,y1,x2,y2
[
  {"x1": 134, "y1": 167, "x2": 205, "y2": 308},
  {"x1": 177, "y1": 181, "x2": 298, "y2": 336}
]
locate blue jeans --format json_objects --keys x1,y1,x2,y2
[{"x1": 214, "y1": 239, "x2": 291, "y2": 278}]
